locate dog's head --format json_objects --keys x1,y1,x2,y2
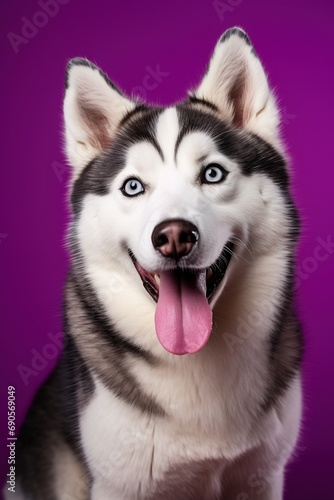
[{"x1": 64, "y1": 28, "x2": 296, "y2": 355}]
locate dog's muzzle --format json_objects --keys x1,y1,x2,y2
[{"x1": 129, "y1": 219, "x2": 234, "y2": 355}]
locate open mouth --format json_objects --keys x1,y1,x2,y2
[
  {"x1": 129, "y1": 242, "x2": 234, "y2": 304},
  {"x1": 129, "y1": 243, "x2": 234, "y2": 356}
]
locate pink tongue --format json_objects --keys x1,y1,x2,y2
[{"x1": 155, "y1": 270, "x2": 212, "y2": 355}]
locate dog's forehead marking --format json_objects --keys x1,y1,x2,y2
[{"x1": 155, "y1": 108, "x2": 179, "y2": 165}]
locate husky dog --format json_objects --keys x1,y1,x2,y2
[{"x1": 12, "y1": 28, "x2": 303, "y2": 500}]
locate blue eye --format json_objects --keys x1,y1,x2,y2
[
  {"x1": 121, "y1": 178, "x2": 145, "y2": 197},
  {"x1": 201, "y1": 164, "x2": 228, "y2": 184}
]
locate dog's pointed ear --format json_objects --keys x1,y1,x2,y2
[
  {"x1": 192, "y1": 28, "x2": 280, "y2": 146},
  {"x1": 63, "y1": 58, "x2": 135, "y2": 172}
]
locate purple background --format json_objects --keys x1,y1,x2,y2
[{"x1": 1, "y1": 0, "x2": 333, "y2": 497}]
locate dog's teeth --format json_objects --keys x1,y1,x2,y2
[
  {"x1": 155, "y1": 274, "x2": 160, "y2": 285},
  {"x1": 207, "y1": 268, "x2": 213, "y2": 280}
]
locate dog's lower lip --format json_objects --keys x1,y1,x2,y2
[
  {"x1": 206, "y1": 241, "x2": 234, "y2": 301},
  {"x1": 129, "y1": 251, "x2": 159, "y2": 302},
  {"x1": 129, "y1": 243, "x2": 234, "y2": 303}
]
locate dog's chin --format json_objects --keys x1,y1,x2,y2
[{"x1": 129, "y1": 242, "x2": 234, "y2": 304}]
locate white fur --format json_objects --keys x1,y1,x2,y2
[{"x1": 80, "y1": 375, "x2": 301, "y2": 499}]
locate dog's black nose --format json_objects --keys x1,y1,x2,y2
[{"x1": 151, "y1": 219, "x2": 199, "y2": 259}]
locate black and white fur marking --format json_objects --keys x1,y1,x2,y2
[{"x1": 10, "y1": 28, "x2": 303, "y2": 500}]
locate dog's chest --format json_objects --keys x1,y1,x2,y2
[
  {"x1": 79, "y1": 360, "x2": 262, "y2": 497},
  {"x1": 79, "y1": 378, "x2": 223, "y2": 497}
]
